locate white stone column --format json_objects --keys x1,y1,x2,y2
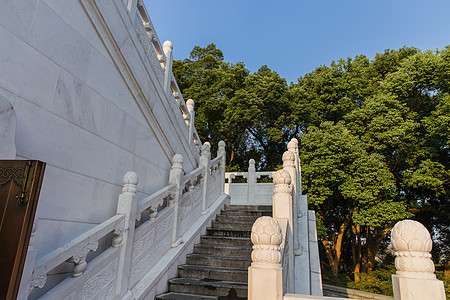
[
  {"x1": 391, "y1": 220, "x2": 446, "y2": 300},
  {"x1": 217, "y1": 141, "x2": 226, "y2": 194},
  {"x1": 200, "y1": 143, "x2": 211, "y2": 214},
  {"x1": 169, "y1": 154, "x2": 184, "y2": 247},
  {"x1": 248, "y1": 216, "x2": 283, "y2": 300},
  {"x1": 282, "y1": 150, "x2": 300, "y2": 253},
  {"x1": 186, "y1": 99, "x2": 195, "y2": 146},
  {"x1": 115, "y1": 171, "x2": 139, "y2": 299},
  {"x1": 272, "y1": 169, "x2": 292, "y2": 223},
  {"x1": 247, "y1": 159, "x2": 256, "y2": 204},
  {"x1": 163, "y1": 40, "x2": 173, "y2": 95},
  {"x1": 272, "y1": 169, "x2": 294, "y2": 291},
  {"x1": 288, "y1": 138, "x2": 301, "y2": 194}
]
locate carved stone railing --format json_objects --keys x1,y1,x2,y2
[
  {"x1": 26, "y1": 141, "x2": 227, "y2": 300},
  {"x1": 225, "y1": 159, "x2": 275, "y2": 205},
  {"x1": 125, "y1": 0, "x2": 201, "y2": 150},
  {"x1": 29, "y1": 214, "x2": 125, "y2": 297},
  {"x1": 247, "y1": 140, "x2": 323, "y2": 299}
]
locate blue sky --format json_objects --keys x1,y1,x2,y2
[{"x1": 144, "y1": 0, "x2": 450, "y2": 84}]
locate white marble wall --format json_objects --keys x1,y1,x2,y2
[{"x1": 0, "y1": 0, "x2": 199, "y2": 259}]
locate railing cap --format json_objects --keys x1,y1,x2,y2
[
  {"x1": 186, "y1": 99, "x2": 194, "y2": 111},
  {"x1": 273, "y1": 169, "x2": 291, "y2": 185},
  {"x1": 163, "y1": 40, "x2": 173, "y2": 52}
]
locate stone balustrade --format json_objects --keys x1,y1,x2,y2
[
  {"x1": 130, "y1": 0, "x2": 201, "y2": 150},
  {"x1": 29, "y1": 214, "x2": 125, "y2": 296},
  {"x1": 225, "y1": 159, "x2": 275, "y2": 205},
  {"x1": 25, "y1": 142, "x2": 227, "y2": 300}
]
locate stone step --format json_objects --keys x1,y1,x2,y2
[
  {"x1": 168, "y1": 278, "x2": 248, "y2": 298},
  {"x1": 211, "y1": 220, "x2": 254, "y2": 231},
  {"x1": 186, "y1": 254, "x2": 252, "y2": 269},
  {"x1": 215, "y1": 214, "x2": 262, "y2": 223},
  {"x1": 155, "y1": 292, "x2": 219, "y2": 299},
  {"x1": 224, "y1": 204, "x2": 272, "y2": 211},
  {"x1": 220, "y1": 209, "x2": 272, "y2": 217},
  {"x1": 193, "y1": 244, "x2": 252, "y2": 257},
  {"x1": 177, "y1": 264, "x2": 248, "y2": 283},
  {"x1": 206, "y1": 228, "x2": 251, "y2": 238},
  {"x1": 200, "y1": 236, "x2": 252, "y2": 247}
]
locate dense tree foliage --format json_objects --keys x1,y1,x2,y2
[
  {"x1": 173, "y1": 44, "x2": 295, "y2": 169},
  {"x1": 173, "y1": 44, "x2": 449, "y2": 283}
]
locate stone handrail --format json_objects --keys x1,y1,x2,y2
[
  {"x1": 137, "y1": 184, "x2": 176, "y2": 221},
  {"x1": 130, "y1": 0, "x2": 201, "y2": 150},
  {"x1": 27, "y1": 141, "x2": 226, "y2": 299},
  {"x1": 30, "y1": 214, "x2": 125, "y2": 293},
  {"x1": 247, "y1": 139, "x2": 324, "y2": 299},
  {"x1": 278, "y1": 219, "x2": 290, "y2": 294},
  {"x1": 225, "y1": 161, "x2": 275, "y2": 205}
]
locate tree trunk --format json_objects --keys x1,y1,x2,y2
[
  {"x1": 362, "y1": 226, "x2": 393, "y2": 272},
  {"x1": 321, "y1": 215, "x2": 351, "y2": 276},
  {"x1": 352, "y1": 224, "x2": 362, "y2": 281},
  {"x1": 229, "y1": 142, "x2": 235, "y2": 165}
]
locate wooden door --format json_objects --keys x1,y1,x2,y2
[{"x1": 0, "y1": 160, "x2": 45, "y2": 299}]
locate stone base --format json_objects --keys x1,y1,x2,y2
[
  {"x1": 248, "y1": 265, "x2": 283, "y2": 300},
  {"x1": 392, "y1": 274, "x2": 446, "y2": 300}
]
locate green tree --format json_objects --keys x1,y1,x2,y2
[
  {"x1": 173, "y1": 45, "x2": 291, "y2": 169},
  {"x1": 296, "y1": 47, "x2": 449, "y2": 278},
  {"x1": 301, "y1": 122, "x2": 409, "y2": 276}
]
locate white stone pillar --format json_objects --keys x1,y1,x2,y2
[
  {"x1": 283, "y1": 150, "x2": 300, "y2": 253},
  {"x1": 163, "y1": 40, "x2": 173, "y2": 95},
  {"x1": 391, "y1": 220, "x2": 446, "y2": 300},
  {"x1": 186, "y1": 99, "x2": 195, "y2": 146},
  {"x1": 272, "y1": 169, "x2": 292, "y2": 223},
  {"x1": 200, "y1": 143, "x2": 211, "y2": 214},
  {"x1": 272, "y1": 169, "x2": 294, "y2": 291},
  {"x1": 115, "y1": 171, "x2": 139, "y2": 299},
  {"x1": 217, "y1": 141, "x2": 226, "y2": 194},
  {"x1": 169, "y1": 154, "x2": 184, "y2": 247},
  {"x1": 247, "y1": 159, "x2": 256, "y2": 204},
  {"x1": 288, "y1": 138, "x2": 301, "y2": 194},
  {"x1": 248, "y1": 216, "x2": 283, "y2": 300}
]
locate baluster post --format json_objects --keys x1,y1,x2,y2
[
  {"x1": 288, "y1": 138, "x2": 301, "y2": 193},
  {"x1": 283, "y1": 150, "x2": 301, "y2": 258},
  {"x1": 247, "y1": 159, "x2": 256, "y2": 204},
  {"x1": 187, "y1": 99, "x2": 195, "y2": 145},
  {"x1": 169, "y1": 154, "x2": 184, "y2": 247},
  {"x1": 217, "y1": 141, "x2": 226, "y2": 194},
  {"x1": 272, "y1": 169, "x2": 295, "y2": 291},
  {"x1": 391, "y1": 220, "x2": 446, "y2": 300},
  {"x1": 200, "y1": 143, "x2": 211, "y2": 214},
  {"x1": 114, "y1": 171, "x2": 139, "y2": 299},
  {"x1": 163, "y1": 41, "x2": 173, "y2": 95},
  {"x1": 248, "y1": 216, "x2": 283, "y2": 300}
]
